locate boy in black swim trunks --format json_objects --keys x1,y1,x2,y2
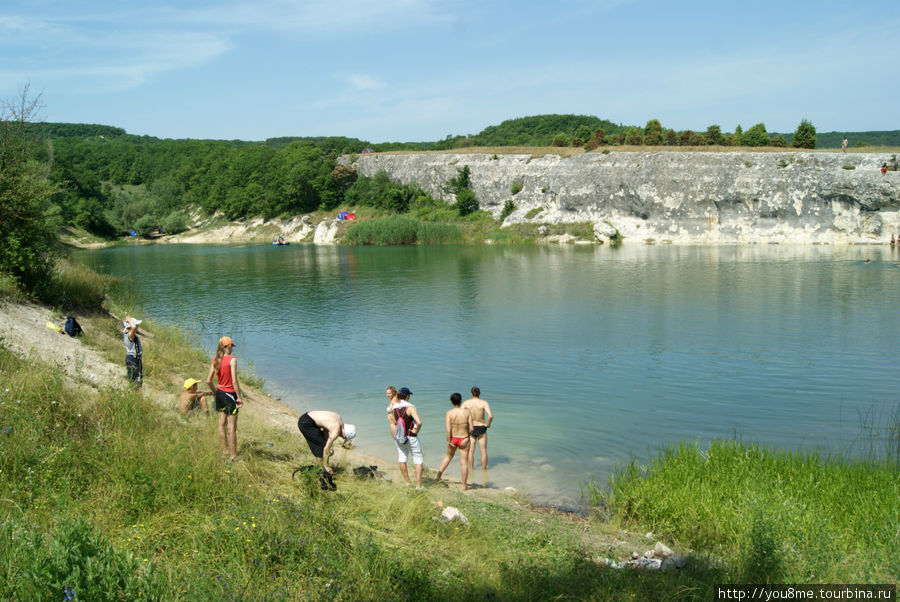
[
  {"x1": 462, "y1": 386, "x2": 493, "y2": 475},
  {"x1": 298, "y1": 410, "x2": 356, "y2": 474}
]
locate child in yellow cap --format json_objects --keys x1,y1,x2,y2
[{"x1": 179, "y1": 378, "x2": 212, "y2": 415}]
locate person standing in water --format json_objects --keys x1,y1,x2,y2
[
  {"x1": 463, "y1": 386, "x2": 493, "y2": 474},
  {"x1": 435, "y1": 392, "x2": 473, "y2": 490},
  {"x1": 206, "y1": 336, "x2": 245, "y2": 461}
]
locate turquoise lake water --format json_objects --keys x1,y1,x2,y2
[{"x1": 73, "y1": 243, "x2": 900, "y2": 507}]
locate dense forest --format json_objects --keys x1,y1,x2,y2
[{"x1": 14, "y1": 115, "x2": 900, "y2": 243}]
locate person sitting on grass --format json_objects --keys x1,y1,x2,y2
[{"x1": 179, "y1": 378, "x2": 213, "y2": 415}]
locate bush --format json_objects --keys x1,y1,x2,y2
[
  {"x1": 742, "y1": 123, "x2": 770, "y2": 147},
  {"x1": 160, "y1": 210, "x2": 189, "y2": 234},
  {"x1": 624, "y1": 127, "x2": 643, "y2": 145},
  {"x1": 705, "y1": 125, "x2": 724, "y2": 145},
  {"x1": 0, "y1": 518, "x2": 163, "y2": 601},
  {"x1": 455, "y1": 188, "x2": 479, "y2": 217},
  {"x1": 551, "y1": 133, "x2": 570, "y2": 147},
  {"x1": 510, "y1": 179, "x2": 523, "y2": 195},
  {"x1": 133, "y1": 214, "x2": 158, "y2": 236},
  {"x1": 500, "y1": 200, "x2": 516, "y2": 221},
  {"x1": 643, "y1": 119, "x2": 664, "y2": 146},
  {"x1": 792, "y1": 119, "x2": 817, "y2": 149}
]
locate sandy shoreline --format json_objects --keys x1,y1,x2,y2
[{"x1": 0, "y1": 299, "x2": 505, "y2": 499}]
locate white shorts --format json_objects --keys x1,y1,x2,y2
[{"x1": 396, "y1": 435, "x2": 424, "y2": 465}]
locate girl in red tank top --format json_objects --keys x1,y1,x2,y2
[{"x1": 206, "y1": 336, "x2": 244, "y2": 461}]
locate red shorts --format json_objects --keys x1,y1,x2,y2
[{"x1": 451, "y1": 436, "x2": 467, "y2": 447}]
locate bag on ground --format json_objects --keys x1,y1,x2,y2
[{"x1": 64, "y1": 316, "x2": 83, "y2": 337}]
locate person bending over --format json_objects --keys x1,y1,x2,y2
[{"x1": 298, "y1": 410, "x2": 356, "y2": 474}]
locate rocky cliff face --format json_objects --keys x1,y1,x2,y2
[{"x1": 348, "y1": 151, "x2": 900, "y2": 244}]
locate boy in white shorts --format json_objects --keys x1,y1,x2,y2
[{"x1": 388, "y1": 387, "x2": 424, "y2": 488}]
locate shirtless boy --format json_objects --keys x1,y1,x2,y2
[
  {"x1": 435, "y1": 393, "x2": 473, "y2": 490},
  {"x1": 178, "y1": 378, "x2": 212, "y2": 415},
  {"x1": 297, "y1": 410, "x2": 357, "y2": 474},
  {"x1": 463, "y1": 386, "x2": 493, "y2": 473}
]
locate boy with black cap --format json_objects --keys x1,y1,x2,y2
[{"x1": 388, "y1": 387, "x2": 424, "y2": 489}]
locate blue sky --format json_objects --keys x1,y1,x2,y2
[{"x1": 2, "y1": 1, "x2": 898, "y2": 142}]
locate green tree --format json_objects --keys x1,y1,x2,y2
[
  {"x1": 573, "y1": 125, "x2": 593, "y2": 147},
  {"x1": 678, "y1": 130, "x2": 701, "y2": 146},
  {"x1": 742, "y1": 123, "x2": 770, "y2": 147},
  {"x1": 643, "y1": 119, "x2": 664, "y2": 146},
  {"x1": 733, "y1": 125, "x2": 744, "y2": 146},
  {"x1": 455, "y1": 188, "x2": 479, "y2": 216},
  {"x1": 0, "y1": 86, "x2": 60, "y2": 292},
  {"x1": 705, "y1": 125, "x2": 724, "y2": 145},
  {"x1": 624, "y1": 127, "x2": 643, "y2": 145},
  {"x1": 551, "y1": 133, "x2": 570, "y2": 147},
  {"x1": 792, "y1": 119, "x2": 817, "y2": 149}
]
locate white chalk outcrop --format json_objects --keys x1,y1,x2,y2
[{"x1": 348, "y1": 151, "x2": 900, "y2": 244}]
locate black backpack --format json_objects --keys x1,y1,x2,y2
[{"x1": 64, "y1": 316, "x2": 83, "y2": 337}]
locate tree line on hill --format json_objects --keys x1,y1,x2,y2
[{"x1": 6, "y1": 93, "x2": 900, "y2": 288}]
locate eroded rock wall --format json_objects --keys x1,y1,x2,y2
[{"x1": 348, "y1": 151, "x2": 900, "y2": 243}]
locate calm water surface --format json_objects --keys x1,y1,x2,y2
[{"x1": 73, "y1": 243, "x2": 900, "y2": 507}]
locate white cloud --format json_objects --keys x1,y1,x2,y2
[{"x1": 346, "y1": 74, "x2": 386, "y2": 91}]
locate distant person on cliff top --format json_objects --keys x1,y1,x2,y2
[
  {"x1": 297, "y1": 410, "x2": 356, "y2": 475},
  {"x1": 882, "y1": 163, "x2": 888, "y2": 175},
  {"x1": 463, "y1": 386, "x2": 493, "y2": 475},
  {"x1": 842, "y1": 137, "x2": 848, "y2": 153},
  {"x1": 206, "y1": 336, "x2": 245, "y2": 461},
  {"x1": 388, "y1": 387, "x2": 424, "y2": 489},
  {"x1": 435, "y1": 392, "x2": 473, "y2": 490}
]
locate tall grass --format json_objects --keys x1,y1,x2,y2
[
  {"x1": 343, "y1": 216, "x2": 462, "y2": 245},
  {"x1": 20, "y1": 259, "x2": 124, "y2": 312},
  {"x1": 587, "y1": 439, "x2": 899, "y2": 582},
  {"x1": 343, "y1": 215, "x2": 419, "y2": 245}
]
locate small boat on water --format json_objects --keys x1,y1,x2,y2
[{"x1": 272, "y1": 241, "x2": 290, "y2": 246}]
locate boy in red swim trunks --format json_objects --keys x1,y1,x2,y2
[{"x1": 434, "y1": 392, "x2": 473, "y2": 490}]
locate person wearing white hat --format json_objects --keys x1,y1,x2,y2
[
  {"x1": 297, "y1": 410, "x2": 356, "y2": 475},
  {"x1": 122, "y1": 316, "x2": 143, "y2": 388}
]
